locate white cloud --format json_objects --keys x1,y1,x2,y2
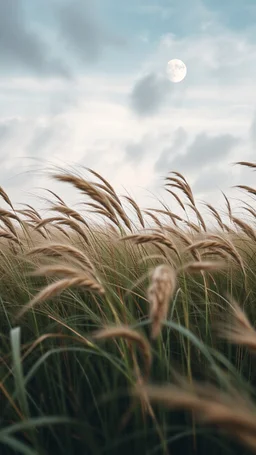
[{"x1": 1, "y1": 16, "x2": 256, "y2": 215}]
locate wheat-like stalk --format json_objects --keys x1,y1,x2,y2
[
  {"x1": 121, "y1": 233, "x2": 179, "y2": 256},
  {"x1": 179, "y1": 260, "x2": 226, "y2": 274},
  {"x1": 123, "y1": 195, "x2": 145, "y2": 228},
  {"x1": 147, "y1": 264, "x2": 177, "y2": 339},
  {"x1": 235, "y1": 185, "x2": 256, "y2": 196},
  {"x1": 49, "y1": 205, "x2": 89, "y2": 226},
  {"x1": 27, "y1": 243, "x2": 95, "y2": 271},
  {"x1": 134, "y1": 382, "x2": 256, "y2": 452},
  {"x1": 232, "y1": 216, "x2": 256, "y2": 242},
  {"x1": 235, "y1": 161, "x2": 256, "y2": 169},
  {"x1": 0, "y1": 186, "x2": 14, "y2": 209},
  {"x1": 218, "y1": 298, "x2": 256, "y2": 353},
  {"x1": 55, "y1": 219, "x2": 89, "y2": 243},
  {"x1": 0, "y1": 228, "x2": 20, "y2": 244},
  {"x1": 16, "y1": 274, "x2": 105, "y2": 320}
]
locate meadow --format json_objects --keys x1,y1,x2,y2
[{"x1": 1, "y1": 161, "x2": 256, "y2": 454}]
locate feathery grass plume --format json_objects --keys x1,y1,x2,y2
[
  {"x1": 23, "y1": 203, "x2": 42, "y2": 218},
  {"x1": 235, "y1": 161, "x2": 256, "y2": 169},
  {"x1": 184, "y1": 220, "x2": 201, "y2": 233},
  {"x1": 0, "y1": 216, "x2": 18, "y2": 238},
  {"x1": 143, "y1": 210, "x2": 164, "y2": 228},
  {"x1": 48, "y1": 223, "x2": 71, "y2": 239},
  {"x1": 53, "y1": 172, "x2": 132, "y2": 231},
  {"x1": 34, "y1": 217, "x2": 65, "y2": 230},
  {"x1": 232, "y1": 216, "x2": 256, "y2": 242},
  {"x1": 207, "y1": 234, "x2": 245, "y2": 273},
  {"x1": 243, "y1": 202, "x2": 256, "y2": 219},
  {"x1": 133, "y1": 382, "x2": 256, "y2": 452},
  {"x1": 205, "y1": 203, "x2": 224, "y2": 230},
  {"x1": 85, "y1": 201, "x2": 118, "y2": 225},
  {"x1": 94, "y1": 181, "x2": 123, "y2": 202},
  {"x1": 0, "y1": 208, "x2": 20, "y2": 221},
  {"x1": 165, "y1": 173, "x2": 195, "y2": 206},
  {"x1": 185, "y1": 240, "x2": 222, "y2": 253},
  {"x1": 164, "y1": 188, "x2": 186, "y2": 211},
  {"x1": 0, "y1": 186, "x2": 14, "y2": 209},
  {"x1": 151, "y1": 242, "x2": 169, "y2": 259},
  {"x1": 16, "y1": 275, "x2": 105, "y2": 320},
  {"x1": 123, "y1": 195, "x2": 145, "y2": 228},
  {"x1": 145, "y1": 208, "x2": 183, "y2": 226},
  {"x1": 49, "y1": 205, "x2": 89, "y2": 226},
  {"x1": 218, "y1": 298, "x2": 256, "y2": 353},
  {"x1": 56, "y1": 219, "x2": 89, "y2": 244},
  {"x1": 201, "y1": 248, "x2": 231, "y2": 260},
  {"x1": 171, "y1": 170, "x2": 188, "y2": 182},
  {"x1": 91, "y1": 188, "x2": 132, "y2": 232},
  {"x1": 27, "y1": 243, "x2": 95, "y2": 272},
  {"x1": 43, "y1": 188, "x2": 66, "y2": 206},
  {"x1": 53, "y1": 172, "x2": 118, "y2": 216},
  {"x1": 120, "y1": 233, "x2": 180, "y2": 259},
  {"x1": 161, "y1": 226, "x2": 193, "y2": 247},
  {"x1": 93, "y1": 325, "x2": 152, "y2": 381},
  {"x1": 235, "y1": 185, "x2": 256, "y2": 196},
  {"x1": 86, "y1": 167, "x2": 122, "y2": 203},
  {"x1": 222, "y1": 192, "x2": 232, "y2": 221},
  {"x1": 17, "y1": 209, "x2": 42, "y2": 224},
  {"x1": 187, "y1": 203, "x2": 207, "y2": 231},
  {"x1": 179, "y1": 260, "x2": 226, "y2": 274},
  {"x1": 0, "y1": 228, "x2": 20, "y2": 244},
  {"x1": 165, "y1": 172, "x2": 195, "y2": 205},
  {"x1": 147, "y1": 264, "x2": 177, "y2": 339}
]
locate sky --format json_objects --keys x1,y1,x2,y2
[{"x1": 0, "y1": 0, "x2": 255, "y2": 220}]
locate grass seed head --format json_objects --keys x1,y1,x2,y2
[{"x1": 147, "y1": 264, "x2": 177, "y2": 339}]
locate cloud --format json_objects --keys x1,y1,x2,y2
[
  {"x1": 202, "y1": 0, "x2": 256, "y2": 31},
  {"x1": 130, "y1": 73, "x2": 171, "y2": 116},
  {"x1": 56, "y1": 0, "x2": 125, "y2": 63},
  {"x1": 0, "y1": 0, "x2": 69, "y2": 77},
  {"x1": 193, "y1": 166, "x2": 234, "y2": 194},
  {"x1": 0, "y1": 122, "x2": 13, "y2": 143},
  {"x1": 124, "y1": 133, "x2": 154, "y2": 163},
  {"x1": 154, "y1": 127, "x2": 188, "y2": 172},
  {"x1": 170, "y1": 131, "x2": 240, "y2": 172},
  {"x1": 154, "y1": 26, "x2": 256, "y2": 89},
  {"x1": 0, "y1": 118, "x2": 23, "y2": 154},
  {"x1": 250, "y1": 111, "x2": 256, "y2": 147},
  {"x1": 26, "y1": 124, "x2": 58, "y2": 157}
]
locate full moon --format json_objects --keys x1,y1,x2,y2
[{"x1": 166, "y1": 59, "x2": 187, "y2": 83}]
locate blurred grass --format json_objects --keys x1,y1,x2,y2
[{"x1": 1, "y1": 164, "x2": 256, "y2": 454}]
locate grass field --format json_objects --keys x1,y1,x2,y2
[{"x1": 1, "y1": 162, "x2": 256, "y2": 455}]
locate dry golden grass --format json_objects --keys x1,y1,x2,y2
[
  {"x1": 147, "y1": 264, "x2": 177, "y2": 339},
  {"x1": 235, "y1": 161, "x2": 256, "y2": 169},
  {"x1": 27, "y1": 243, "x2": 95, "y2": 271},
  {"x1": 16, "y1": 274, "x2": 105, "y2": 320},
  {"x1": 232, "y1": 216, "x2": 256, "y2": 242},
  {"x1": 218, "y1": 298, "x2": 256, "y2": 352},
  {"x1": 1, "y1": 162, "x2": 256, "y2": 453},
  {"x1": 121, "y1": 233, "x2": 180, "y2": 259},
  {"x1": 179, "y1": 260, "x2": 226, "y2": 274},
  {"x1": 134, "y1": 382, "x2": 256, "y2": 452}
]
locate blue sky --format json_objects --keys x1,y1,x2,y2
[{"x1": 0, "y1": 0, "x2": 255, "y2": 215}]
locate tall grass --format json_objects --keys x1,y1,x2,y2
[{"x1": 1, "y1": 162, "x2": 256, "y2": 454}]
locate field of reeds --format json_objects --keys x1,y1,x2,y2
[{"x1": 1, "y1": 161, "x2": 256, "y2": 455}]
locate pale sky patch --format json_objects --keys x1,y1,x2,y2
[{"x1": 0, "y1": 0, "x2": 255, "y2": 219}]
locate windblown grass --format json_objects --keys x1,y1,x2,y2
[{"x1": 1, "y1": 162, "x2": 256, "y2": 454}]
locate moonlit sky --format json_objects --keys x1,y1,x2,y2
[{"x1": 0, "y1": 0, "x2": 255, "y2": 217}]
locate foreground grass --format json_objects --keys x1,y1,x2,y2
[{"x1": 1, "y1": 162, "x2": 256, "y2": 454}]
